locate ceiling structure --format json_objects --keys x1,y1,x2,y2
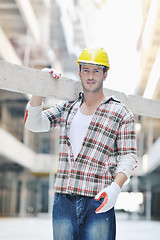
[
  {"x1": 0, "y1": 0, "x2": 160, "y2": 176},
  {"x1": 136, "y1": 0, "x2": 160, "y2": 100},
  {"x1": 0, "y1": 0, "x2": 89, "y2": 70}
]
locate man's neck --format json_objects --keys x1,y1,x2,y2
[
  {"x1": 80, "y1": 91, "x2": 105, "y2": 115},
  {"x1": 83, "y1": 91, "x2": 105, "y2": 106}
]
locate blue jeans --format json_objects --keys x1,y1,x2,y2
[{"x1": 52, "y1": 193, "x2": 116, "y2": 240}]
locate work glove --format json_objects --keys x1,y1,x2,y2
[
  {"x1": 42, "y1": 68, "x2": 61, "y2": 79},
  {"x1": 94, "y1": 182, "x2": 121, "y2": 214}
]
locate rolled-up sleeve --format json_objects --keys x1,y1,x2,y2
[
  {"x1": 115, "y1": 110, "x2": 137, "y2": 178},
  {"x1": 24, "y1": 101, "x2": 65, "y2": 132},
  {"x1": 115, "y1": 153, "x2": 137, "y2": 178},
  {"x1": 24, "y1": 103, "x2": 50, "y2": 132}
]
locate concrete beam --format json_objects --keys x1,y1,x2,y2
[
  {"x1": 35, "y1": 154, "x2": 58, "y2": 173},
  {"x1": 142, "y1": 0, "x2": 160, "y2": 50},
  {"x1": 143, "y1": 49, "x2": 160, "y2": 99},
  {"x1": 0, "y1": 59, "x2": 82, "y2": 100},
  {"x1": 0, "y1": 127, "x2": 58, "y2": 172},
  {"x1": 15, "y1": 0, "x2": 41, "y2": 45},
  {"x1": 0, "y1": 27, "x2": 22, "y2": 65},
  {"x1": 0, "y1": 127, "x2": 36, "y2": 170},
  {"x1": 0, "y1": 60, "x2": 160, "y2": 119}
]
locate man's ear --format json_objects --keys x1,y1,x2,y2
[
  {"x1": 79, "y1": 70, "x2": 81, "y2": 79},
  {"x1": 103, "y1": 71, "x2": 108, "y2": 81}
]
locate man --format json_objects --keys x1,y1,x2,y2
[{"x1": 24, "y1": 47, "x2": 137, "y2": 240}]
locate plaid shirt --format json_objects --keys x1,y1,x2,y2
[{"x1": 42, "y1": 92, "x2": 137, "y2": 197}]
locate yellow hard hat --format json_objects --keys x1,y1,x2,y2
[{"x1": 77, "y1": 47, "x2": 110, "y2": 69}]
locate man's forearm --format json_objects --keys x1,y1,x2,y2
[
  {"x1": 114, "y1": 172, "x2": 127, "y2": 188},
  {"x1": 29, "y1": 95, "x2": 43, "y2": 107}
]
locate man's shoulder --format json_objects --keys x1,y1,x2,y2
[
  {"x1": 104, "y1": 96, "x2": 134, "y2": 119},
  {"x1": 55, "y1": 98, "x2": 78, "y2": 110}
]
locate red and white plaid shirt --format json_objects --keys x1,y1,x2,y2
[{"x1": 25, "y1": 92, "x2": 137, "y2": 197}]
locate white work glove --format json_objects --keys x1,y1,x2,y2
[
  {"x1": 94, "y1": 182, "x2": 121, "y2": 214},
  {"x1": 42, "y1": 68, "x2": 61, "y2": 79}
]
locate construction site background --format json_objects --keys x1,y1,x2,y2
[{"x1": 0, "y1": 0, "x2": 160, "y2": 239}]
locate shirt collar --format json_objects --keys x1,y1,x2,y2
[
  {"x1": 78, "y1": 92, "x2": 121, "y2": 104},
  {"x1": 104, "y1": 95, "x2": 121, "y2": 103}
]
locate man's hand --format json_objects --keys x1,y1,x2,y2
[
  {"x1": 42, "y1": 68, "x2": 61, "y2": 79},
  {"x1": 94, "y1": 182, "x2": 121, "y2": 214}
]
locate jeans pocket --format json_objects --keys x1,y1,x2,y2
[
  {"x1": 53, "y1": 193, "x2": 60, "y2": 207},
  {"x1": 97, "y1": 197, "x2": 105, "y2": 204}
]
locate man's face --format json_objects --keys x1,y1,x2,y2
[{"x1": 79, "y1": 65, "x2": 107, "y2": 93}]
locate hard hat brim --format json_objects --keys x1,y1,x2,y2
[
  {"x1": 77, "y1": 62, "x2": 105, "y2": 68},
  {"x1": 77, "y1": 60, "x2": 110, "y2": 69}
]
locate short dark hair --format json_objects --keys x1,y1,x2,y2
[{"x1": 79, "y1": 64, "x2": 108, "y2": 73}]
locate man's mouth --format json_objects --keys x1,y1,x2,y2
[{"x1": 87, "y1": 80, "x2": 95, "y2": 85}]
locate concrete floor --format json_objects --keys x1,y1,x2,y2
[
  {"x1": 0, "y1": 216, "x2": 53, "y2": 240},
  {"x1": 0, "y1": 215, "x2": 160, "y2": 240},
  {"x1": 117, "y1": 219, "x2": 160, "y2": 240}
]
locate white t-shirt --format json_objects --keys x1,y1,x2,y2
[{"x1": 68, "y1": 108, "x2": 93, "y2": 159}]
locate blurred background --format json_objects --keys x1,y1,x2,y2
[{"x1": 0, "y1": 0, "x2": 160, "y2": 239}]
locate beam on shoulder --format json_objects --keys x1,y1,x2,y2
[{"x1": 0, "y1": 60, "x2": 160, "y2": 119}]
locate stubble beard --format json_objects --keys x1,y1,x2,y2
[{"x1": 82, "y1": 81, "x2": 103, "y2": 93}]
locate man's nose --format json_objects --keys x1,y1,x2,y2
[{"x1": 88, "y1": 71, "x2": 94, "y2": 79}]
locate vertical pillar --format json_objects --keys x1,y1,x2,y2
[
  {"x1": 146, "y1": 177, "x2": 152, "y2": 221},
  {"x1": 48, "y1": 172, "x2": 55, "y2": 215},
  {"x1": 1, "y1": 103, "x2": 11, "y2": 130},
  {"x1": 148, "y1": 118, "x2": 153, "y2": 149},
  {"x1": 132, "y1": 176, "x2": 139, "y2": 219},
  {"x1": 10, "y1": 174, "x2": 17, "y2": 216},
  {"x1": 23, "y1": 127, "x2": 30, "y2": 147},
  {"x1": 145, "y1": 118, "x2": 153, "y2": 221},
  {"x1": 36, "y1": 179, "x2": 41, "y2": 214},
  {"x1": 19, "y1": 175, "x2": 28, "y2": 217}
]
